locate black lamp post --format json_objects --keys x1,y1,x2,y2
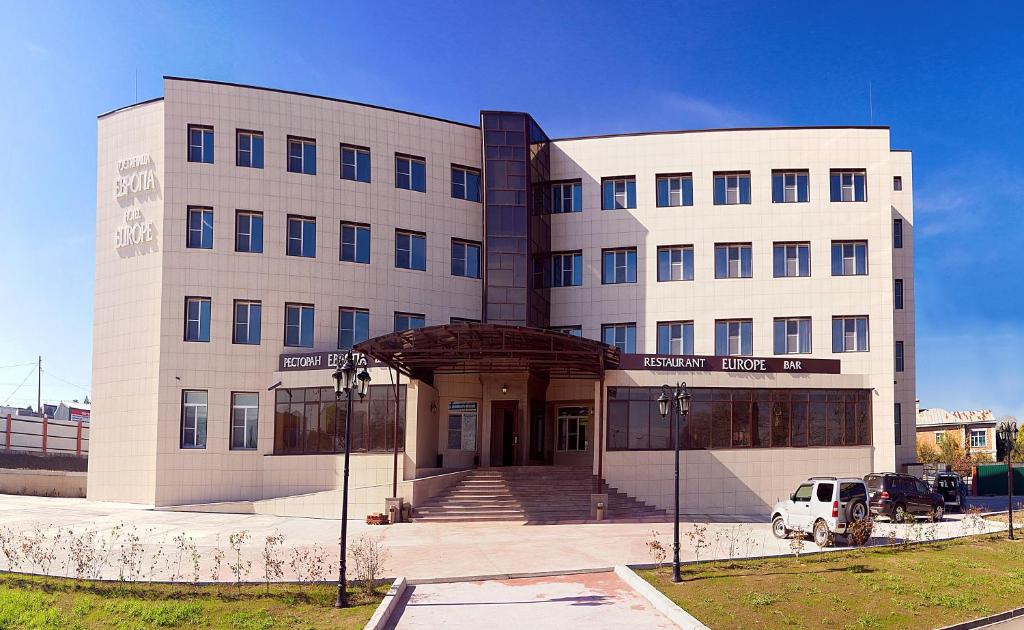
[
  {"x1": 333, "y1": 351, "x2": 371, "y2": 608},
  {"x1": 998, "y1": 423, "x2": 1018, "y2": 540},
  {"x1": 657, "y1": 382, "x2": 691, "y2": 583}
]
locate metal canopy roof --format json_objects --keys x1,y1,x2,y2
[{"x1": 354, "y1": 323, "x2": 619, "y2": 383}]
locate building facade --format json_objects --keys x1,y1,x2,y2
[
  {"x1": 916, "y1": 406, "x2": 997, "y2": 462},
  {"x1": 90, "y1": 77, "x2": 915, "y2": 517}
]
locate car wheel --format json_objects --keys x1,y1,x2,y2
[
  {"x1": 893, "y1": 503, "x2": 909, "y2": 523},
  {"x1": 813, "y1": 520, "x2": 834, "y2": 548},
  {"x1": 932, "y1": 505, "x2": 944, "y2": 522},
  {"x1": 850, "y1": 500, "x2": 868, "y2": 522},
  {"x1": 772, "y1": 516, "x2": 789, "y2": 539}
]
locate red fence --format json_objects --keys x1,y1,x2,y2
[{"x1": 3, "y1": 413, "x2": 88, "y2": 457}]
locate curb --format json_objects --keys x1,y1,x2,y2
[
  {"x1": 614, "y1": 565, "x2": 709, "y2": 630},
  {"x1": 363, "y1": 577, "x2": 407, "y2": 630},
  {"x1": 406, "y1": 566, "x2": 614, "y2": 585},
  {"x1": 937, "y1": 606, "x2": 1024, "y2": 630}
]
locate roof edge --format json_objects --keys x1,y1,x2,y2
[
  {"x1": 97, "y1": 96, "x2": 164, "y2": 120},
  {"x1": 549, "y1": 125, "x2": 891, "y2": 143}
]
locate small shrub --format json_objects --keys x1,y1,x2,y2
[
  {"x1": 228, "y1": 531, "x2": 252, "y2": 586},
  {"x1": 645, "y1": 530, "x2": 667, "y2": 567},
  {"x1": 349, "y1": 534, "x2": 389, "y2": 594},
  {"x1": 847, "y1": 518, "x2": 874, "y2": 546},
  {"x1": 262, "y1": 533, "x2": 286, "y2": 591}
]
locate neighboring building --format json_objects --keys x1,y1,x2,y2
[
  {"x1": 916, "y1": 405, "x2": 997, "y2": 461},
  {"x1": 52, "y1": 402, "x2": 91, "y2": 423},
  {"x1": 89, "y1": 77, "x2": 915, "y2": 517}
]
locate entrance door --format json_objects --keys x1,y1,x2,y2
[{"x1": 490, "y1": 401, "x2": 518, "y2": 467}]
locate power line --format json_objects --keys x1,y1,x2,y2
[
  {"x1": 0, "y1": 362, "x2": 37, "y2": 370},
  {"x1": 41, "y1": 369, "x2": 91, "y2": 395},
  {"x1": 1, "y1": 367, "x2": 36, "y2": 406}
]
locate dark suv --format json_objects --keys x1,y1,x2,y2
[
  {"x1": 865, "y1": 473, "x2": 945, "y2": 521},
  {"x1": 933, "y1": 472, "x2": 969, "y2": 512}
]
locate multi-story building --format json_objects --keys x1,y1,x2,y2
[{"x1": 90, "y1": 77, "x2": 915, "y2": 518}]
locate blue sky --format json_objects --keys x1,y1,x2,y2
[{"x1": 0, "y1": 1, "x2": 1021, "y2": 417}]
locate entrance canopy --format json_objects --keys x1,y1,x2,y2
[{"x1": 354, "y1": 323, "x2": 619, "y2": 383}]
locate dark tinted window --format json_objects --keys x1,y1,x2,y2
[
  {"x1": 815, "y1": 482, "x2": 834, "y2": 502},
  {"x1": 916, "y1": 481, "x2": 930, "y2": 494},
  {"x1": 937, "y1": 477, "x2": 956, "y2": 490},
  {"x1": 840, "y1": 482, "x2": 867, "y2": 502},
  {"x1": 865, "y1": 475, "x2": 885, "y2": 491}
]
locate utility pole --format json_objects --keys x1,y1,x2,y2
[{"x1": 37, "y1": 356, "x2": 41, "y2": 415}]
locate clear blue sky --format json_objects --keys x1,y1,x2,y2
[{"x1": 0, "y1": 1, "x2": 1021, "y2": 417}]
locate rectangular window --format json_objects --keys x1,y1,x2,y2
[
  {"x1": 557, "y1": 406, "x2": 589, "y2": 451},
  {"x1": 186, "y1": 207, "x2": 213, "y2": 249},
  {"x1": 832, "y1": 316, "x2": 869, "y2": 352},
  {"x1": 715, "y1": 320, "x2": 753, "y2": 356},
  {"x1": 447, "y1": 402, "x2": 478, "y2": 451},
  {"x1": 395, "y1": 154, "x2": 426, "y2": 192},
  {"x1": 772, "y1": 170, "x2": 810, "y2": 203},
  {"x1": 451, "y1": 239, "x2": 481, "y2": 278},
  {"x1": 395, "y1": 230, "x2": 426, "y2": 271},
  {"x1": 273, "y1": 385, "x2": 406, "y2": 455},
  {"x1": 657, "y1": 246, "x2": 694, "y2": 282},
  {"x1": 180, "y1": 390, "x2": 208, "y2": 449},
  {"x1": 715, "y1": 244, "x2": 753, "y2": 279},
  {"x1": 284, "y1": 303, "x2": 314, "y2": 348},
  {"x1": 602, "y1": 177, "x2": 637, "y2": 210},
  {"x1": 551, "y1": 325, "x2": 583, "y2": 337},
  {"x1": 970, "y1": 429, "x2": 987, "y2": 448},
  {"x1": 451, "y1": 317, "x2": 479, "y2": 324},
  {"x1": 773, "y1": 243, "x2": 810, "y2": 277},
  {"x1": 895, "y1": 340, "x2": 904, "y2": 372},
  {"x1": 656, "y1": 174, "x2": 693, "y2": 207},
  {"x1": 340, "y1": 144, "x2": 371, "y2": 183},
  {"x1": 451, "y1": 166, "x2": 481, "y2": 202},
  {"x1": 602, "y1": 248, "x2": 638, "y2": 284},
  {"x1": 774, "y1": 318, "x2": 811, "y2": 354},
  {"x1": 235, "y1": 211, "x2": 263, "y2": 253},
  {"x1": 340, "y1": 222, "x2": 370, "y2": 264},
  {"x1": 230, "y1": 392, "x2": 259, "y2": 450},
  {"x1": 602, "y1": 323, "x2": 636, "y2": 353},
  {"x1": 893, "y1": 219, "x2": 904, "y2": 249},
  {"x1": 893, "y1": 175, "x2": 903, "y2": 191},
  {"x1": 338, "y1": 308, "x2": 369, "y2": 349},
  {"x1": 830, "y1": 169, "x2": 867, "y2": 202},
  {"x1": 894, "y1": 279, "x2": 904, "y2": 309},
  {"x1": 184, "y1": 297, "x2": 211, "y2": 342},
  {"x1": 935, "y1": 431, "x2": 944, "y2": 445},
  {"x1": 549, "y1": 252, "x2": 583, "y2": 287},
  {"x1": 287, "y1": 136, "x2": 316, "y2": 175},
  {"x1": 831, "y1": 241, "x2": 868, "y2": 276},
  {"x1": 233, "y1": 300, "x2": 261, "y2": 345},
  {"x1": 657, "y1": 321, "x2": 694, "y2": 355},
  {"x1": 894, "y1": 403, "x2": 902, "y2": 446},
  {"x1": 188, "y1": 125, "x2": 214, "y2": 163},
  {"x1": 713, "y1": 172, "x2": 751, "y2": 205},
  {"x1": 286, "y1": 216, "x2": 316, "y2": 258},
  {"x1": 551, "y1": 181, "x2": 583, "y2": 213},
  {"x1": 236, "y1": 130, "x2": 263, "y2": 168},
  {"x1": 394, "y1": 312, "x2": 425, "y2": 332}
]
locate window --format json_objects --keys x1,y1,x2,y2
[
  {"x1": 450, "y1": 317, "x2": 479, "y2": 324},
  {"x1": 287, "y1": 136, "x2": 316, "y2": 174},
  {"x1": 230, "y1": 393, "x2": 259, "y2": 450},
  {"x1": 602, "y1": 323, "x2": 636, "y2": 353},
  {"x1": 236, "y1": 130, "x2": 263, "y2": 168},
  {"x1": 180, "y1": 390, "x2": 208, "y2": 449},
  {"x1": 447, "y1": 402, "x2": 478, "y2": 450},
  {"x1": 551, "y1": 325, "x2": 583, "y2": 337},
  {"x1": 235, "y1": 211, "x2": 263, "y2": 253},
  {"x1": 656, "y1": 174, "x2": 693, "y2": 207},
  {"x1": 602, "y1": 177, "x2": 636, "y2": 210},
  {"x1": 286, "y1": 216, "x2": 316, "y2": 258},
  {"x1": 657, "y1": 246, "x2": 694, "y2": 282},
  {"x1": 395, "y1": 154, "x2": 426, "y2": 192},
  {"x1": 773, "y1": 243, "x2": 810, "y2": 277},
  {"x1": 895, "y1": 341, "x2": 904, "y2": 372},
  {"x1": 557, "y1": 406, "x2": 589, "y2": 451},
  {"x1": 184, "y1": 297, "x2": 211, "y2": 342},
  {"x1": 894, "y1": 279, "x2": 904, "y2": 309},
  {"x1": 772, "y1": 170, "x2": 809, "y2": 203},
  {"x1": 451, "y1": 240, "x2": 481, "y2": 278},
  {"x1": 713, "y1": 172, "x2": 751, "y2": 205},
  {"x1": 451, "y1": 166, "x2": 481, "y2": 202},
  {"x1": 548, "y1": 252, "x2": 583, "y2": 287},
  {"x1": 233, "y1": 300, "x2": 261, "y2": 345},
  {"x1": 340, "y1": 144, "x2": 370, "y2": 183},
  {"x1": 338, "y1": 308, "x2": 369, "y2": 349},
  {"x1": 935, "y1": 431, "x2": 944, "y2": 445},
  {"x1": 893, "y1": 176, "x2": 903, "y2": 191},
  {"x1": 188, "y1": 125, "x2": 214, "y2": 163},
  {"x1": 793, "y1": 484, "x2": 813, "y2": 502},
  {"x1": 970, "y1": 429, "x2": 987, "y2": 448},
  {"x1": 340, "y1": 222, "x2": 370, "y2": 264},
  {"x1": 893, "y1": 219, "x2": 904, "y2": 249},
  {"x1": 284, "y1": 304, "x2": 314, "y2": 348},
  {"x1": 657, "y1": 321, "x2": 694, "y2": 355},
  {"x1": 774, "y1": 318, "x2": 811, "y2": 354},
  {"x1": 602, "y1": 248, "x2": 637, "y2": 284},
  {"x1": 715, "y1": 244, "x2": 752, "y2": 279},
  {"x1": 832, "y1": 317, "x2": 869, "y2": 352},
  {"x1": 273, "y1": 385, "x2": 406, "y2": 455},
  {"x1": 831, "y1": 241, "x2": 868, "y2": 276},
  {"x1": 816, "y1": 483, "x2": 835, "y2": 502},
  {"x1": 395, "y1": 230, "x2": 426, "y2": 271},
  {"x1": 895, "y1": 403, "x2": 902, "y2": 446},
  {"x1": 830, "y1": 169, "x2": 867, "y2": 202},
  {"x1": 394, "y1": 312, "x2": 425, "y2": 332},
  {"x1": 715, "y1": 320, "x2": 753, "y2": 356},
  {"x1": 186, "y1": 207, "x2": 213, "y2": 249},
  {"x1": 551, "y1": 181, "x2": 582, "y2": 213}
]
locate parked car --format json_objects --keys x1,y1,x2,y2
[
  {"x1": 771, "y1": 477, "x2": 869, "y2": 547},
  {"x1": 865, "y1": 473, "x2": 945, "y2": 521},
  {"x1": 933, "y1": 472, "x2": 969, "y2": 512}
]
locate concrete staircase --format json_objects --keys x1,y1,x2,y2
[{"x1": 410, "y1": 466, "x2": 669, "y2": 524}]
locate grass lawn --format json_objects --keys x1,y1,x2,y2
[
  {"x1": 640, "y1": 534, "x2": 1024, "y2": 629},
  {"x1": 0, "y1": 573, "x2": 382, "y2": 629}
]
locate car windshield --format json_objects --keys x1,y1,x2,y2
[{"x1": 793, "y1": 484, "x2": 813, "y2": 501}]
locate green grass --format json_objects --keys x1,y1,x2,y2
[
  {"x1": 640, "y1": 534, "x2": 1024, "y2": 629},
  {"x1": 0, "y1": 574, "x2": 381, "y2": 629}
]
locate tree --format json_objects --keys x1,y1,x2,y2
[
  {"x1": 917, "y1": 439, "x2": 940, "y2": 464},
  {"x1": 83, "y1": 395, "x2": 90, "y2": 405}
]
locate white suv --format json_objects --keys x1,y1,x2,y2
[{"x1": 771, "y1": 477, "x2": 869, "y2": 547}]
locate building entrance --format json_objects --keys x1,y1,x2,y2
[{"x1": 490, "y1": 401, "x2": 519, "y2": 466}]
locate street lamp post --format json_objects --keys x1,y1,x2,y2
[
  {"x1": 657, "y1": 382, "x2": 691, "y2": 583},
  {"x1": 998, "y1": 423, "x2": 1018, "y2": 540},
  {"x1": 333, "y1": 351, "x2": 371, "y2": 608}
]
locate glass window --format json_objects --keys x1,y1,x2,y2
[
  {"x1": 181, "y1": 390, "x2": 208, "y2": 448},
  {"x1": 451, "y1": 317, "x2": 480, "y2": 324},
  {"x1": 893, "y1": 219, "x2": 904, "y2": 249},
  {"x1": 657, "y1": 321, "x2": 694, "y2": 355},
  {"x1": 713, "y1": 172, "x2": 751, "y2": 205},
  {"x1": 970, "y1": 429, "x2": 987, "y2": 448},
  {"x1": 894, "y1": 279, "x2": 904, "y2": 309},
  {"x1": 894, "y1": 402, "x2": 902, "y2": 446},
  {"x1": 235, "y1": 211, "x2": 263, "y2": 253},
  {"x1": 340, "y1": 144, "x2": 371, "y2": 183},
  {"x1": 893, "y1": 176, "x2": 903, "y2": 191},
  {"x1": 832, "y1": 317, "x2": 869, "y2": 352},
  {"x1": 396, "y1": 231, "x2": 426, "y2": 271},
  {"x1": 774, "y1": 318, "x2": 811, "y2": 354},
  {"x1": 602, "y1": 323, "x2": 636, "y2": 353},
  {"x1": 715, "y1": 244, "x2": 753, "y2": 279},
  {"x1": 549, "y1": 252, "x2": 583, "y2": 287},
  {"x1": 602, "y1": 177, "x2": 636, "y2": 210},
  {"x1": 338, "y1": 308, "x2": 369, "y2": 349},
  {"x1": 895, "y1": 340, "x2": 904, "y2": 372},
  {"x1": 284, "y1": 304, "x2": 314, "y2": 347},
  {"x1": 451, "y1": 166, "x2": 481, "y2": 202},
  {"x1": 188, "y1": 125, "x2": 214, "y2": 164},
  {"x1": 236, "y1": 130, "x2": 263, "y2": 168},
  {"x1": 830, "y1": 170, "x2": 867, "y2": 202},
  {"x1": 273, "y1": 385, "x2": 406, "y2": 455},
  {"x1": 656, "y1": 175, "x2": 693, "y2": 207},
  {"x1": 831, "y1": 241, "x2": 868, "y2": 276},
  {"x1": 233, "y1": 300, "x2": 261, "y2": 345},
  {"x1": 287, "y1": 216, "x2": 316, "y2": 257},
  {"x1": 287, "y1": 137, "x2": 316, "y2": 175},
  {"x1": 773, "y1": 243, "x2": 810, "y2": 277},
  {"x1": 230, "y1": 392, "x2": 259, "y2": 450},
  {"x1": 187, "y1": 207, "x2": 213, "y2": 249},
  {"x1": 451, "y1": 240, "x2": 481, "y2": 278},
  {"x1": 396, "y1": 155, "x2": 426, "y2": 192},
  {"x1": 602, "y1": 248, "x2": 637, "y2": 284},
  {"x1": 772, "y1": 171, "x2": 810, "y2": 203},
  {"x1": 551, "y1": 325, "x2": 583, "y2": 337},
  {"x1": 715, "y1": 320, "x2": 753, "y2": 356},
  {"x1": 557, "y1": 406, "x2": 589, "y2": 451},
  {"x1": 657, "y1": 246, "x2": 694, "y2": 282},
  {"x1": 184, "y1": 297, "x2": 211, "y2": 342},
  {"x1": 394, "y1": 312, "x2": 425, "y2": 332},
  {"x1": 340, "y1": 223, "x2": 370, "y2": 264},
  {"x1": 551, "y1": 181, "x2": 583, "y2": 213},
  {"x1": 447, "y1": 402, "x2": 478, "y2": 451}
]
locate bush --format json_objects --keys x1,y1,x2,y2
[{"x1": 847, "y1": 518, "x2": 873, "y2": 546}]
